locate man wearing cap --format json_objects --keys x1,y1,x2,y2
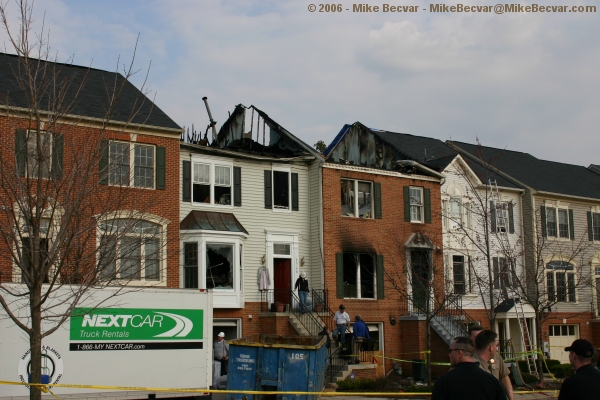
[
  {"x1": 469, "y1": 326, "x2": 514, "y2": 400},
  {"x1": 558, "y1": 339, "x2": 600, "y2": 400},
  {"x1": 332, "y1": 304, "x2": 350, "y2": 345},
  {"x1": 294, "y1": 271, "x2": 309, "y2": 313},
  {"x1": 213, "y1": 332, "x2": 229, "y2": 376}
]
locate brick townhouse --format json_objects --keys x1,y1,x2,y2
[{"x1": 0, "y1": 52, "x2": 182, "y2": 286}]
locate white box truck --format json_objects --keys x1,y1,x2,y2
[{"x1": 0, "y1": 285, "x2": 213, "y2": 399}]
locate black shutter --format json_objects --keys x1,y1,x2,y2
[
  {"x1": 493, "y1": 257, "x2": 499, "y2": 289},
  {"x1": 291, "y1": 173, "x2": 299, "y2": 211},
  {"x1": 182, "y1": 160, "x2": 191, "y2": 202},
  {"x1": 508, "y1": 202, "x2": 515, "y2": 234},
  {"x1": 376, "y1": 254, "x2": 384, "y2": 299},
  {"x1": 336, "y1": 253, "x2": 344, "y2": 299},
  {"x1": 16, "y1": 130, "x2": 27, "y2": 177},
  {"x1": 264, "y1": 170, "x2": 272, "y2": 209},
  {"x1": 403, "y1": 186, "x2": 410, "y2": 222},
  {"x1": 374, "y1": 182, "x2": 382, "y2": 219},
  {"x1": 568, "y1": 209, "x2": 575, "y2": 241},
  {"x1": 156, "y1": 146, "x2": 166, "y2": 190},
  {"x1": 51, "y1": 134, "x2": 64, "y2": 180},
  {"x1": 588, "y1": 211, "x2": 594, "y2": 241},
  {"x1": 540, "y1": 206, "x2": 547, "y2": 238},
  {"x1": 99, "y1": 140, "x2": 109, "y2": 185},
  {"x1": 490, "y1": 201, "x2": 497, "y2": 232},
  {"x1": 424, "y1": 188, "x2": 431, "y2": 223},
  {"x1": 234, "y1": 166, "x2": 242, "y2": 207}
]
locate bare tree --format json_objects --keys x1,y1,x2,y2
[
  {"x1": 442, "y1": 145, "x2": 599, "y2": 381},
  {"x1": 383, "y1": 230, "x2": 452, "y2": 385},
  {"x1": 510, "y1": 204, "x2": 598, "y2": 378},
  {"x1": 0, "y1": 2, "x2": 171, "y2": 399}
]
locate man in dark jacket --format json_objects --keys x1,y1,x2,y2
[
  {"x1": 432, "y1": 337, "x2": 507, "y2": 400},
  {"x1": 352, "y1": 315, "x2": 370, "y2": 364},
  {"x1": 558, "y1": 339, "x2": 600, "y2": 400},
  {"x1": 294, "y1": 271, "x2": 309, "y2": 313}
]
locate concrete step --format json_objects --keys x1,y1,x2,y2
[{"x1": 332, "y1": 363, "x2": 377, "y2": 382}]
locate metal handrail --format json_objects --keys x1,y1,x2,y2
[{"x1": 288, "y1": 290, "x2": 329, "y2": 336}]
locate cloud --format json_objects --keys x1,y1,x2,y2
[{"x1": 1, "y1": 0, "x2": 598, "y2": 165}]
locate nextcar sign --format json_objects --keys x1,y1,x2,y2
[{"x1": 70, "y1": 308, "x2": 204, "y2": 341}]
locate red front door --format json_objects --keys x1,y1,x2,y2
[{"x1": 274, "y1": 258, "x2": 291, "y2": 305}]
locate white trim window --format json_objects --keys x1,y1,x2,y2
[
  {"x1": 449, "y1": 198, "x2": 463, "y2": 225},
  {"x1": 452, "y1": 255, "x2": 468, "y2": 294},
  {"x1": 493, "y1": 257, "x2": 515, "y2": 290},
  {"x1": 496, "y1": 202, "x2": 508, "y2": 233},
  {"x1": 410, "y1": 187, "x2": 424, "y2": 223},
  {"x1": 109, "y1": 141, "x2": 155, "y2": 188},
  {"x1": 546, "y1": 207, "x2": 570, "y2": 239},
  {"x1": 546, "y1": 260, "x2": 576, "y2": 302},
  {"x1": 192, "y1": 160, "x2": 232, "y2": 206},
  {"x1": 341, "y1": 179, "x2": 373, "y2": 218},
  {"x1": 26, "y1": 131, "x2": 52, "y2": 179},
  {"x1": 272, "y1": 167, "x2": 291, "y2": 211},
  {"x1": 98, "y1": 219, "x2": 163, "y2": 282},
  {"x1": 181, "y1": 234, "x2": 245, "y2": 308}
]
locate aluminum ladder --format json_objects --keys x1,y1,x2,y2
[{"x1": 515, "y1": 298, "x2": 538, "y2": 376}]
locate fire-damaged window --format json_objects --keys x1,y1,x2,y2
[
  {"x1": 335, "y1": 252, "x2": 384, "y2": 299},
  {"x1": 273, "y1": 170, "x2": 289, "y2": 209},
  {"x1": 341, "y1": 179, "x2": 373, "y2": 218},
  {"x1": 206, "y1": 243, "x2": 234, "y2": 289},
  {"x1": 264, "y1": 168, "x2": 299, "y2": 211},
  {"x1": 192, "y1": 161, "x2": 232, "y2": 205}
]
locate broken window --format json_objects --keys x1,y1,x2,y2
[
  {"x1": 206, "y1": 243, "x2": 233, "y2": 289},
  {"x1": 273, "y1": 170, "x2": 289, "y2": 209},
  {"x1": 341, "y1": 179, "x2": 373, "y2": 218},
  {"x1": 342, "y1": 253, "x2": 375, "y2": 299}
]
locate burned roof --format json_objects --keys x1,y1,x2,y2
[
  {"x1": 0, "y1": 52, "x2": 181, "y2": 130},
  {"x1": 211, "y1": 104, "x2": 321, "y2": 158},
  {"x1": 325, "y1": 122, "x2": 519, "y2": 188}
]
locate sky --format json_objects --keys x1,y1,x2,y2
[{"x1": 1, "y1": 0, "x2": 598, "y2": 166}]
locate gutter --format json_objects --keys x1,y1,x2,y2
[
  {"x1": 535, "y1": 190, "x2": 600, "y2": 204},
  {"x1": 180, "y1": 142, "x2": 317, "y2": 163}
]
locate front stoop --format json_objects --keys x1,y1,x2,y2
[
  {"x1": 333, "y1": 363, "x2": 377, "y2": 382},
  {"x1": 288, "y1": 312, "x2": 327, "y2": 336}
]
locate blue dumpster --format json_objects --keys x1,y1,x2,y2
[{"x1": 227, "y1": 334, "x2": 328, "y2": 400}]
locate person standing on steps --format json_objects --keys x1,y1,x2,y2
[
  {"x1": 294, "y1": 271, "x2": 309, "y2": 313},
  {"x1": 332, "y1": 304, "x2": 350, "y2": 346},
  {"x1": 352, "y1": 315, "x2": 370, "y2": 364}
]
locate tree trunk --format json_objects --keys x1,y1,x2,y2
[
  {"x1": 30, "y1": 288, "x2": 42, "y2": 400},
  {"x1": 535, "y1": 311, "x2": 544, "y2": 383}
]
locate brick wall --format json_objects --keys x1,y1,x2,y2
[
  {"x1": 322, "y1": 166, "x2": 444, "y2": 374},
  {"x1": 0, "y1": 116, "x2": 180, "y2": 286}
]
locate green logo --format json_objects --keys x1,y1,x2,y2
[{"x1": 70, "y1": 308, "x2": 204, "y2": 341}]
